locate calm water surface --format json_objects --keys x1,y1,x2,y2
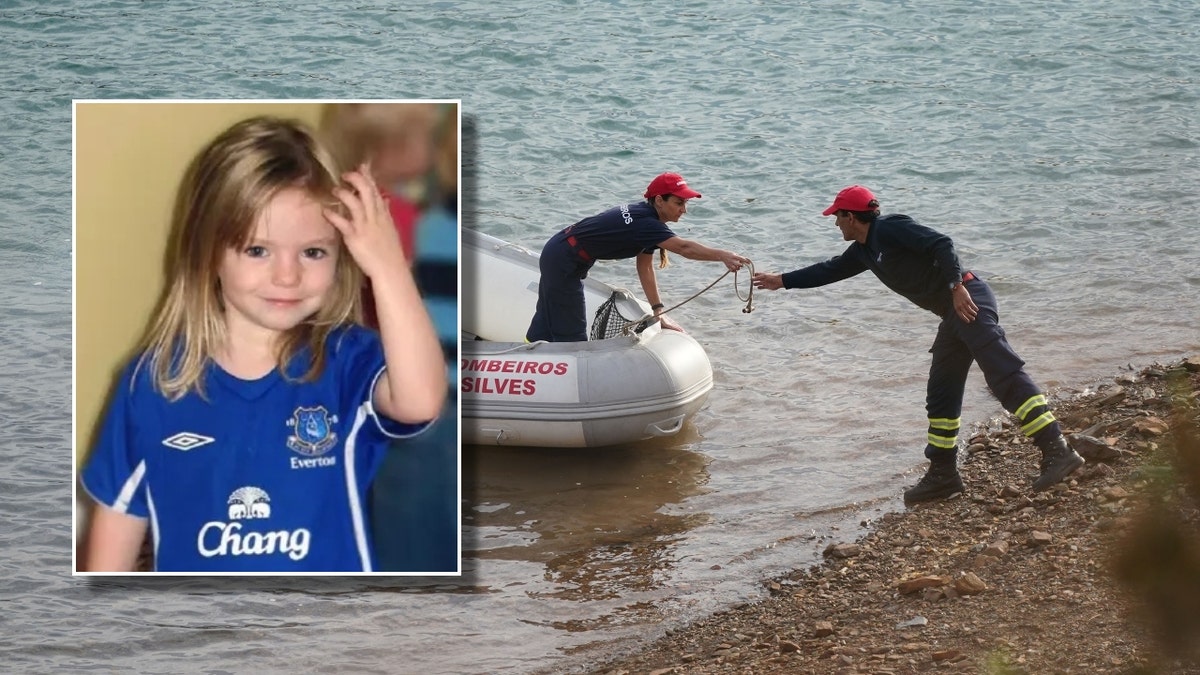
[{"x1": 1, "y1": 1, "x2": 1197, "y2": 673}]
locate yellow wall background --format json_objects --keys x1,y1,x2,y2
[{"x1": 74, "y1": 102, "x2": 323, "y2": 467}]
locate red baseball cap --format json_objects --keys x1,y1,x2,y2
[
  {"x1": 644, "y1": 172, "x2": 702, "y2": 199},
  {"x1": 822, "y1": 185, "x2": 878, "y2": 216}
]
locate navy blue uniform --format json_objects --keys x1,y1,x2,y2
[
  {"x1": 526, "y1": 201, "x2": 676, "y2": 342},
  {"x1": 781, "y1": 214, "x2": 1060, "y2": 456},
  {"x1": 82, "y1": 325, "x2": 432, "y2": 572}
]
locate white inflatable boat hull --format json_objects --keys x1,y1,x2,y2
[{"x1": 462, "y1": 229, "x2": 713, "y2": 448}]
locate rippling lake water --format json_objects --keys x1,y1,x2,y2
[{"x1": 2, "y1": 1, "x2": 1197, "y2": 672}]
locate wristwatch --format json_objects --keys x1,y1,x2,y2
[{"x1": 949, "y1": 279, "x2": 963, "y2": 292}]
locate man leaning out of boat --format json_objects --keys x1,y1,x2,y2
[{"x1": 525, "y1": 172, "x2": 749, "y2": 342}]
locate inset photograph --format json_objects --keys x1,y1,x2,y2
[{"x1": 73, "y1": 100, "x2": 460, "y2": 575}]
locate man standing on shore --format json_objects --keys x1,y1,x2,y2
[{"x1": 751, "y1": 185, "x2": 1084, "y2": 504}]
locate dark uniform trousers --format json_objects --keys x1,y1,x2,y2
[
  {"x1": 526, "y1": 233, "x2": 591, "y2": 343},
  {"x1": 923, "y1": 275, "x2": 1060, "y2": 458}
]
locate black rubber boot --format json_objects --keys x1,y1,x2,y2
[
  {"x1": 904, "y1": 452, "x2": 964, "y2": 505},
  {"x1": 1032, "y1": 435, "x2": 1085, "y2": 491}
]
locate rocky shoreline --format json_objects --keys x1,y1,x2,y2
[{"x1": 589, "y1": 357, "x2": 1200, "y2": 675}]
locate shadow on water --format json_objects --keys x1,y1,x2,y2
[{"x1": 462, "y1": 430, "x2": 711, "y2": 619}]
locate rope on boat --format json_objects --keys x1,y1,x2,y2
[
  {"x1": 632, "y1": 260, "x2": 755, "y2": 334},
  {"x1": 470, "y1": 262, "x2": 759, "y2": 344}
]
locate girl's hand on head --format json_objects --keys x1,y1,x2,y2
[{"x1": 323, "y1": 165, "x2": 407, "y2": 279}]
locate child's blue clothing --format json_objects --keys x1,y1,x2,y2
[{"x1": 81, "y1": 325, "x2": 431, "y2": 572}]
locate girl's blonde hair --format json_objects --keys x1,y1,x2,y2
[{"x1": 140, "y1": 115, "x2": 363, "y2": 400}]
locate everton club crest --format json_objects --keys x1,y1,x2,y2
[{"x1": 286, "y1": 405, "x2": 338, "y2": 456}]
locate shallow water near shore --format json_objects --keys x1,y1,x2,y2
[{"x1": 3, "y1": 1, "x2": 1199, "y2": 673}]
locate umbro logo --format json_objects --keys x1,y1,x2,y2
[{"x1": 162, "y1": 432, "x2": 215, "y2": 451}]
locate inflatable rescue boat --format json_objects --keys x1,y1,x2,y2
[{"x1": 462, "y1": 229, "x2": 714, "y2": 447}]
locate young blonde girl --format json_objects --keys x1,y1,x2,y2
[{"x1": 81, "y1": 116, "x2": 445, "y2": 572}]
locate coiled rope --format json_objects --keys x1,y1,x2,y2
[{"x1": 632, "y1": 260, "x2": 755, "y2": 333}]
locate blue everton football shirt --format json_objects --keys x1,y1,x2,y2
[{"x1": 81, "y1": 325, "x2": 431, "y2": 573}]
